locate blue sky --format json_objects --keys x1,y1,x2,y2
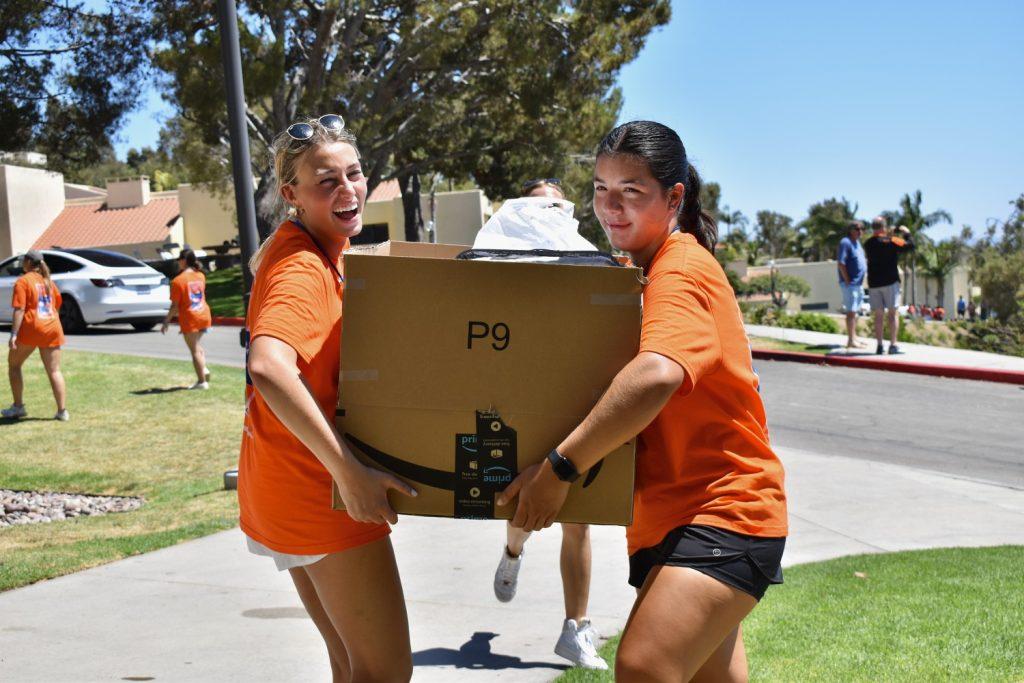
[{"x1": 115, "y1": 0, "x2": 1023, "y2": 241}]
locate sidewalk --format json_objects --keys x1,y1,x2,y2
[
  {"x1": 746, "y1": 323, "x2": 1024, "y2": 382},
  {"x1": 1, "y1": 447, "x2": 1022, "y2": 682}
]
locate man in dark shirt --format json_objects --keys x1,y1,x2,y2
[{"x1": 863, "y1": 216, "x2": 914, "y2": 354}]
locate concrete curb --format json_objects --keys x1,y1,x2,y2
[
  {"x1": 211, "y1": 316, "x2": 245, "y2": 327},
  {"x1": 752, "y1": 348, "x2": 1024, "y2": 386}
]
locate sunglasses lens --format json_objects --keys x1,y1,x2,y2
[
  {"x1": 287, "y1": 122, "x2": 314, "y2": 140},
  {"x1": 319, "y1": 114, "x2": 345, "y2": 131}
]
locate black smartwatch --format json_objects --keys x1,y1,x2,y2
[{"x1": 546, "y1": 449, "x2": 580, "y2": 483}]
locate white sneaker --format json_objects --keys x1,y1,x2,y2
[
  {"x1": 2, "y1": 404, "x2": 27, "y2": 419},
  {"x1": 493, "y1": 546, "x2": 524, "y2": 603},
  {"x1": 554, "y1": 618, "x2": 609, "y2": 670},
  {"x1": 54, "y1": 409, "x2": 70, "y2": 421},
  {"x1": 189, "y1": 381, "x2": 210, "y2": 391}
]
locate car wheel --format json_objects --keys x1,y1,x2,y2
[
  {"x1": 131, "y1": 322, "x2": 158, "y2": 332},
  {"x1": 59, "y1": 296, "x2": 87, "y2": 334}
]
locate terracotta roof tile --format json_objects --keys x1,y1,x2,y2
[
  {"x1": 32, "y1": 197, "x2": 180, "y2": 250},
  {"x1": 367, "y1": 178, "x2": 400, "y2": 203}
]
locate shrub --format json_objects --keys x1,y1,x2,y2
[
  {"x1": 787, "y1": 312, "x2": 841, "y2": 334},
  {"x1": 952, "y1": 319, "x2": 1024, "y2": 357},
  {"x1": 743, "y1": 306, "x2": 841, "y2": 334}
]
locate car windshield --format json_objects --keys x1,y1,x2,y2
[{"x1": 66, "y1": 249, "x2": 147, "y2": 268}]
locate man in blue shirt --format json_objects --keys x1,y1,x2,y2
[{"x1": 837, "y1": 220, "x2": 868, "y2": 349}]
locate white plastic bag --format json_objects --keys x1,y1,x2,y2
[{"x1": 472, "y1": 197, "x2": 598, "y2": 251}]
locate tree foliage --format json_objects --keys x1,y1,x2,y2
[
  {"x1": 754, "y1": 210, "x2": 796, "y2": 260},
  {"x1": 152, "y1": 0, "x2": 670, "y2": 239},
  {"x1": 0, "y1": 1, "x2": 151, "y2": 173},
  {"x1": 796, "y1": 196, "x2": 858, "y2": 263}
]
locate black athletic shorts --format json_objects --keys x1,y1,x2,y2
[{"x1": 628, "y1": 524, "x2": 786, "y2": 600}]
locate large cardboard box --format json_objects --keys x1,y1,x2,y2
[{"x1": 333, "y1": 241, "x2": 642, "y2": 525}]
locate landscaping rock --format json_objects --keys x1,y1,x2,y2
[{"x1": 0, "y1": 490, "x2": 144, "y2": 529}]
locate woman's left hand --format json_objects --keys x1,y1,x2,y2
[
  {"x1": 497, "y1": 460, "x2": 571, "y2": 532},
  {"x1": 160, "y1": 321, "x2": 169, "y2": 335}
]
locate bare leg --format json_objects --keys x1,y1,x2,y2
[
  {"x1": 691, "y1": 625, "x2": 749, "y2": 683},
  {"x1": 183, "y1": 332, "x2": 207, "y2": 383},
  {"x1": 7, "y1": 344, "x2": 35, "y2": 406},
  {"x1": 559, "y1": 523, "x2": 591, "y2": 622},
  {"x1": 302, "y1": 537, "x2": 412, "y2": 682},
  {"x1": 506, "y1": 520, "x2": 531, "y2": 557},
  {"x1": 887, "y1": 309, "x2": 899, "y2": 346},
  {"x1": 38, "y1": 347, "x2": 66, "y2": 411},
  {"x1": 845, "y1": 312, "x2": 857, "y2": 347},
  {"x1": 615, "y1": 566, "x2": 757, "y2": 682},
  {"x1": 873, "y1": 309, "x2": 884, "y2": 346},
  {"x1": 289, "y1": 566, "x2": 352, "y2": 682}
]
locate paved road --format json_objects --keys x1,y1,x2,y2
[
  {"x1": 754, "y1": 360, "x2": 1024, "y2": 489},
  {"x1": 47, "y1": 324, "x2": 1024, "y2": 489}
]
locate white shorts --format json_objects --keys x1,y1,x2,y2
[
  {"x1": 869, "y1": 283, "x2": 901, "y2": 311},
  {"x1": 245, "y1": 535, "x2": 326, "y2": 572}
]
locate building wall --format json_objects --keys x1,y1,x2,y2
[
  {"x1": 427, "y1": 190, "x2": 491, "y2": 246},
  {"x1": 178, "y1": 183, "x2": 238, "y2": 248},
  {"x1": 744, "y1": 259, "x2": 971, "y2": 313},
  {"x1": 0, "y1": 164, "x2": 66, "y2": 260}
]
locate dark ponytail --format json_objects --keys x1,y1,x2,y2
[
  {"x1": 181, "y1": 249, "x2": 202, "y2": 273},
  {"x1": 596, "y1": 120, "x2": 718, "y2": 253}
]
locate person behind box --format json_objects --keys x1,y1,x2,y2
[
  {"x1": 837, "y1": 220, "x2": 868, "y2": 349},
  {"x1": 3, "y1": 250, "x2": 68, "y2": 421},
  {"x1": 499, "y1": 121, "x2": 788, "y2": 681},
  {"x1": 864, "y1": 217, "x2": 914, "y2": 355},
  {"x1": 160, "y1": 249, "x2": 212, "y2": 389},
  {"x1": 490, "y1": 176, "x2": 607, "y2": 671},
  {"x1": 238, "y1": 115, "x2": 417, "y2": 682}
]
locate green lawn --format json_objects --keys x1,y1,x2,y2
[
  {"x1": 205, "y1": 265, "x2": 245, "y2": 317},
  {"x1": 557, "y1": 546, "x2": 1024, "y2": 682},
  {"x1": 0, "y1": 350, "x2": 243, "y2": 591},
  {"x1": 749, "y1": 336, "x2": 832, "y2": 355}
]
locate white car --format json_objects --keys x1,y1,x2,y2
[{"x1": 0, "y1": 249, "x2": 171, "y2": 332}]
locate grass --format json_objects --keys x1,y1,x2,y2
[
  {"x1": 556, "y1": 546, "x2": 1024, "y2": 682},
  {"x1": 0, "y1": 350, "x2": 243, "y2": 592},
  {"x1": 205, "y1": 265, "x2": 245, "y2": 317},
  {"x1": 748, "y1": 336, "x2": 832, "y2": 355}
]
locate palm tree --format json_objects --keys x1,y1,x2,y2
[
  {"x1": 918, "y1": 239, "x2": 965, "y2": 309},
  {"x1": 797, "y1": 197, "x2": 859, "y2": 262},
  {"x1": 886, "y1": 191, "x2": 953, "y2": 305}
]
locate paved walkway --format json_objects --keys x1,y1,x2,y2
[
  {"x1": 1, "y1": 446, "x2": 1022, "y2": 682},
  {"x1": 746, "y1": 323, "x2": 1024, "y2": 371}
]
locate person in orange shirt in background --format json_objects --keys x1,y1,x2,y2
[
  {"x1": 238, "y1": 115, "x2": 417, "y2": 682},
  {"x1": 3, "y1": 250, "x2": 69, "y2": 421},
  {"x1": 161, "y1": 248, "x2": 212, "y2": 389},
  {"x1": 500, "y1": 121, "x2": 788, "y2": 681}
]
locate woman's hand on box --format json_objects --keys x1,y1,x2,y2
[
  {"x1": 499, "y1": 459, "x2": 570, "y2": 532},
  {"x1": 336, "y1": 462, "x2": 417, "y2": 526}
]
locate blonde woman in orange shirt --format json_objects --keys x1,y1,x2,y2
[
  {"x1": 161, "y1": 249, "x2": 212, "y2": 389},
  {"x1": 238, "y1": 115, "x2": 416, "y2": 682},
  {"x1": 4, "y1": 250, "x2": 68, "y2": 421},
  {"x1": 501, "y1": 121, "x2": 788, "y2": 682}
]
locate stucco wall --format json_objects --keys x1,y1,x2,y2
[{"x1": 0, "y1": 164, "x2": 66, "y2": 260}]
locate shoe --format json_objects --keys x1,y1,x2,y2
[
  {"x1": 554, "y1": 618, "x2": 609, "y2": 670},
  {"x1": 54, "y1": 409, "x2": 70, "y2": 421},
  {"x1": 493, "y1": 546, "x2": 524, "y2": 603},
  {"x1": 888, "y1": 344, "x2": 901, "y2": 355},
  {"x1": 189, "y1": 381, "x2": 210, "y2": 390},
  {"x1": 875, "y1": 343, "x2": 884, "y2": 355},
  {"x1": 1, "y1": 404, "x2": 27, "y2": 419}
]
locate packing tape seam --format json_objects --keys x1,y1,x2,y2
[
  {"x1": 346, "y1": 278, "x2": 366, "y2": 290},
  {"x1": 340, "y1": 369, "x2": 379, "y2": 381}
]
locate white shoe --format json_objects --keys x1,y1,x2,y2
[
  {"x1": 189, "y1": 381, "x2": 210, "y2": 391},
  {"x1": 2, "y1": 404, "x2": 27, "y2": 419},
  {"x1": 493, "y1": 546, "x2": 524, "y2": 603},
  {"x1": 555, "y1": 618, "x2": 609, "y2": 670},
  {"x1": 54, "y1": 409, "x2": 70, "y2": 421}
]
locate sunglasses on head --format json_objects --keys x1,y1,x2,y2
[
  {"x1": 286, "y1": 114, "x2": 345, "y2": 141},
  {"x1": 521, "y1": 177, "x2": 561, "y2": 192}
]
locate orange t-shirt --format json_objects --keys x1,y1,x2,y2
[
  {"x1": 12, "y1": 272, "x2": 64, "y2": 348},
  {"x1": 628, "y1": 232, "x2": 788, "y2": 555},
  {"x1": 170, "y1": 269, "x2": 212, "y2": 333},
  {"x1": 238, "y1": 221, "x2": 388, "y2": 554}
]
